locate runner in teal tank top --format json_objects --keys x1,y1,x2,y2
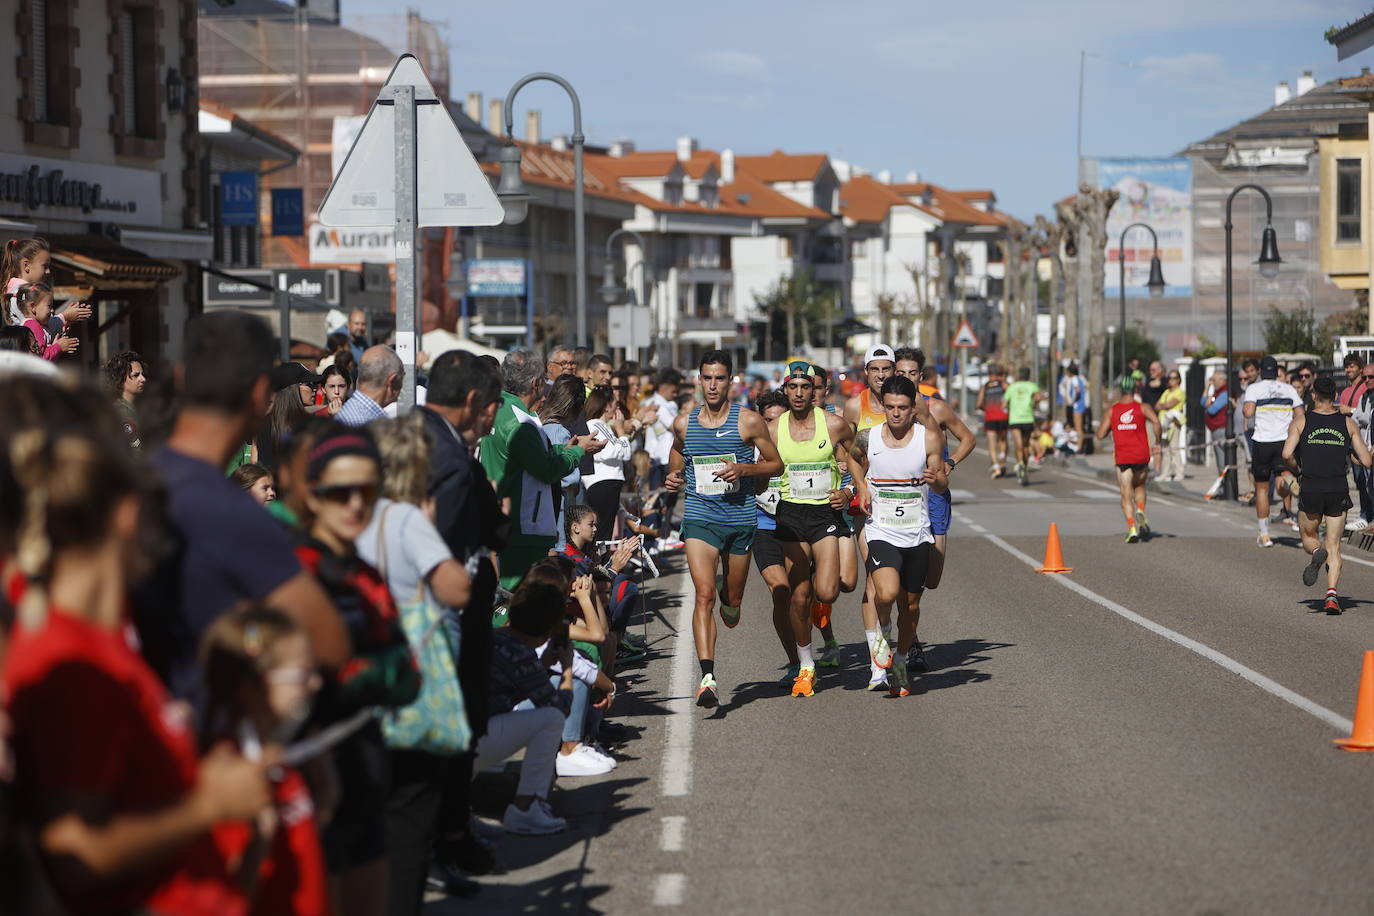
[{"x1": 665, "y1": 350, "x2": 782, "y2": 709}]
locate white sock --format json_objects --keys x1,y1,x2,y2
[
  {"x1": 865, "y1": 628, "x2": 879, "y2": 651},
  {"x1": 1259, "y1": 518, "x2": 1269, "y2": 536},
  {"x1": 797, "y1": 644, "x2": 814, "y2": 669}
]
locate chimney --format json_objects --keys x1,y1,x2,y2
[
  {"x1": 609, "y1": 139, "x2": 635, "y2": 157},
  {"x1": 550, "y1": 134, "x2": 569, "y2": 152},
  {"x1": 465, "y1": 92, "x2": 482, "y2": 123},
  {"x1": 1274, "y1": 81, "x2": 1291, "y2": 107},
  {"x1": 488, "y1": 99, "x2": 504, "y2": 137},
  {"x1": 721, "y1": 148, "x2": 735, "y2": 184},
  {"x1": 905, "y1": 170, "x2": 919, "y2": 183},
  {"x1": 877, "y1": 169, "x2": 893, "y2": 184},
  {"x1": 525, "y1": 110, "x2": 541, "y2": 144},
  {"x1": 676, "y1": 136, "x2": 698, "y2": 163},
  {"x1": 1297, "y1": 70, "x2": 1316, "y2": 96}
]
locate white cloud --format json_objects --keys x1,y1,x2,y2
[
  {"x1": 677, "y1": 87, "x2": 776, "y2": 112},
  {"x1": 698, "y1": 50, "x2": 769, "y2": 79},
  {"x1": 1138, "y1": 52, "x2": 1225, "y2": 82}
]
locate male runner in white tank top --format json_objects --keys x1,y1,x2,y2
[{"x1": 847, "y1": 375, "x2": 947, "y2": 696}]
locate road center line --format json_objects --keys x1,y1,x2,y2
[
  {"x1": 653, "y1": 873, "x2": 686, "y2": 906},
  {"x1": 659, "y1": 815, "x2": 686, "y2": 852},
  {"x1": 660, "y1": 580, "x2": 696, "y2": 798},
  {"x1": 972, "y1": 523, "x2": 1352, "y2": 733}
]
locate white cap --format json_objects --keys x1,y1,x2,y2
[{"x1": 864, "y1": 344, "x2": 895, "y2": 366}]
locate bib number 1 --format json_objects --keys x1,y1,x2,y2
[{"x1": 788, "y1": 462, "x2": 831, "y2": 501}]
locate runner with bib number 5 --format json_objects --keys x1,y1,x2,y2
[
  {"x1": 847, "y1": 375, "x2": 946, "y2": 696},
  {"x1": 665, "y1": 350, "x2": 782, "y2": 709},
  {"x1": 769, "y1": 361, "x2": 856, "y2": 699}
]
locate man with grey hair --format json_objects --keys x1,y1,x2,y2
[
  {"x1": 1201, "y1": 369, "x2": 1230, "y2": 474},
  {"x1": 481, "y1": 347, "x2": 605, "y2": 589},
  {"x1": 337, "y1": 344, "x2": 404, "y2": 426},
  {"x1": 546, "y1": 345, "x2": 575, "y2": 381}
]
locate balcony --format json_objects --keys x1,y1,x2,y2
[{"x1": 679, "y1": 315, "x2": 737, "y2": 333}]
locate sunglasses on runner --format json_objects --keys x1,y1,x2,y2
[{"x1": 312, "y1": 483, "x2": 379, "y2": 504}]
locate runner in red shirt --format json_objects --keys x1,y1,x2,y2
[{"x1": 1096, "y1": 377, "x2": 1162, "y2": 543}]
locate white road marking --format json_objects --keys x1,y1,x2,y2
[
  {"x1": 1074, "y1": 489, "x2": 1118, "y2": 499},
  {"x1": 1053, "y1": 467, "x2": 1179, "y2": 506},
  {"x1": 1005, "y1": 489, "x2": 1050, "y2": 498},
  {"x1": 659, "y1": 815, "x2": 686, "y2": 852},
  {"x1": 976, "y1": 526, "x2": 1353, "y2": 733},
  {"x1": 966, "y1": 522, "x2": 988, "y2": 534},
  {"x1": 660, "y1": 585, "x2": 697, "y2": 798},
  {"x1": 653, "y1": 873, "x2": 686, "y2": 906},
  {"x1": 950, "y1": 488, "x2": 977, "y2": 501}
]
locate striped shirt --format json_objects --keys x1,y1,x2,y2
[
  {"x1": 682, "y1": 403, "x2": 755, "y2": 527},
  {"x1": 337, "y1": 390, "x2": 387, "y2": 427}
]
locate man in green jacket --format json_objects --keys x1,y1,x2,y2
[{"x1": 481, "y1": 346, "x2": 605, "y2": 590}]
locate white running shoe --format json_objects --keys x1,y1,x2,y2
[
  {"x1": 1346, "y1": 518, "x2": 1370, "y2": 532},
  {"x1": 866, "y1": 667, "x2": 888, "y2": 691},
  {"x1": 1256, "y1": 534, "x2": 1274, "y2": 548},
  {"x1": 871, "y1": 632, "x2": 892, "y2": 669},
  {"x1": 503, "y1": 798, "x2": 567, "y2": 835},
  {"x1": 555, "y1": 744, "x2": 615, "y2": 777},
  {"x1": 583, "y1": 741, "x2": 619, "y2": 769}
]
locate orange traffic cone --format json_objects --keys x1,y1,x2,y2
[
  {"x1": 1036, "y1": 523, "x2": 1073, "y2": 574},
  {"x1": 1335, "y1": 651, "x2": 1374, "y2": 751}
]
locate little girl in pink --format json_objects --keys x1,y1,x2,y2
[{"x1": 16, "y1": 283, "x2": 78, "y2": 361}]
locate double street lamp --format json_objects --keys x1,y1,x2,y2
[
  {"x1": 1222, "y1": 183, "x2": 1283, "y2": 500},
  {"x1": 599, "y1": 228, "x2": 649, "y2": 307},
  {"x1": 1116, "y1": 222, "x2": 1166, "y2": 378},
  {"x1": 496, "y1": 72, "x2": 587, "y2": 347}
]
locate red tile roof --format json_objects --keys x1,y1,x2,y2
[
  {"x1": 888, "y1": 182, "x2": 1003, "y2": 226},
  {"x1": 839, "y1": 175, "x2": 936, "y2": 222},
  {"x1": 721, "y1": 172, "x2": 830, "y2": 220},
  {"x1": 734, "y1": 151, "x2": 830, "y2": 182}
]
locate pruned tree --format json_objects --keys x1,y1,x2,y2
[
  {"x1": 1035, "y1": 214, "x2": 1065, "y2": 367},
  {"x1": 1068, "y1": 185, "x2": 1119, "y2": 409}
]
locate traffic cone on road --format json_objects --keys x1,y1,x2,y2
[
  {"x1": 1035, "y1": 523, "x2": 1073, "y2": 574},
  {"x1": 1334, "y1": 651, "x2": 1374, "y2": 751}
]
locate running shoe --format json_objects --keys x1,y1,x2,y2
[
  {"x1": 616, "y1": 640, "x2": 648, "y2": 662},
  {"x1": 695, "y1": 674, "x2": 719, "y2": 708},
  {"x1": 719, "y1": 603, "x2": 741, "y2": 628},
  {"x1": 1017, "y1": 462, "x2": 1029, "y2": 487},
  {"x1": 1325, "y1": 593, "x2": 1342, "y2": 615},
  {"x1": 1302, "y1": 547, "x2": 1328, "y2": 587},
  {"x1": 1126, "y1": 527, "x2": 1139, "y2": 544},
  {"x1": 503, "y1": 798, "x2": 567, "y2": 835},
  {"x1": 866, "y1": 668, "x2": 888, "y2": 691},
  {"x1": 622, "y1": 631, "x2": 649, "y2": 651},
  {"x1": 811, "y1": 600, "x2": 832, "y2": 629},
  {"x1": 777, "y1": 663, "x2": 800, "y2": 688},
  {"x1": 816, "y1": 640, "x2": 841, "y2": 668},
  {"x1": 1135, "y1": 509, "x2": 1150, "y2": 540},
  {"x1": 1256, "y1": 534, "x2": 1274, "y2": 548},
  {"x1": 660, "y1": 537, "x2": 686, "y2": 552},
  {"x1": 888, "y1": 655, "x2": 911, "y2": 698},
  {"x1": 907, "y1": 641, "x2": 929, "y2": 673},
  {"x1": 989, "y1": 464, "x2": 1001, "y2": 479},
  {"x1": 871, "y1": 632, "x2": 892, "y2": 669},
  {"x1": 791, "y1": 666, "x2": 817, "y2": 698},
  {"x1": 1346, "y1": 517, "x2": 1370, "y2": 532}
]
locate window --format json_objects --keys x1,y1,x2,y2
[
  {"x1": 113, "y1": 1, "x2": 163, "y2": 155},
  {"x1": 1337, "y1": 158, "x2": 1361, "y2": 243},
  {"x1": 19, "y1": 0, "x2": 80, "y2": 145}
]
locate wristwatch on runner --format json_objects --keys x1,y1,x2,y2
[{"x1": 945, "y1": 457, "x2": 957, "y2": 471}]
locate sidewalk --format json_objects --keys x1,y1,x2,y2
[{"x1": 1057, "y1": 446, "x2": 1374, "y2": 555}]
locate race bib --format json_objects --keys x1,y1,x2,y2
[
  {"x1": 693, "y1": 455, "x2": 739, "y2": 496},
  {"x1": 756, "y1": 479, "x2": 782, "y2": 515},
  {"x1": 787, "y1": 462, "x2": 831, "y2": 501},
  {"x1": 873, "y1": 488, "x2": 925, "y2": 529}
]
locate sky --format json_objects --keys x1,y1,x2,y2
[{"x1": 343, "y1": 0, "x2": 1364, "y2": 221}]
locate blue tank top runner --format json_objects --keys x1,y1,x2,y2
[{"x1": 682, "y1": 402, "x2": 756, "y2": 526}]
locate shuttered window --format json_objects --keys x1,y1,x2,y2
[{"x1": 30, "y1": 0, "x2": 47, "y2": 122}]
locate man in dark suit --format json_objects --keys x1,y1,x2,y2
[{"x1": 415, "y1": 350, "x2": 508, "y2": 892}]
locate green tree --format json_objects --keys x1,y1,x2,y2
[
  {"x1": 1262, "y1": 305, "x2": 1326, "y2": 355},
  {"x1": 753, "y1": 269, "x2": 836, "y2": 356},
  {"x1": 1103, "y1": 324, "x2": 1161, "y2": 380}
]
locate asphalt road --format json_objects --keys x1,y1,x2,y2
[{"x1": 429, "y1": 451, "x2": 1374, "y2": 915}]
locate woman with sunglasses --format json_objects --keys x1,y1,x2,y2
[
  {"x1": 1156, "y1": 369, "x2": 1188, "y2": 482},
  {"x1": 294, "y1": 424, "x2": 421, "y2": 916}
]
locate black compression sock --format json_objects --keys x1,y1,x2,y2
[{"x1": 700, "y1": 659, "x2": 714, "y2": 678}]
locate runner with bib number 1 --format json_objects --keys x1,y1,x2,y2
[
  {"x1": 847, "y1": 375, "x2": 947, "y2": 697},
  {"x1": 769, "y1": 361, "x2": 856, "y2": 699},
  {"x1": 665, "y1": 350, "x2": 782, "y2": 709}
]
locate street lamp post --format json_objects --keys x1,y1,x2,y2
[
  {"x1": 1222, "y1": 183, "x2": 1283, "y2": 500},
  {"x1": 1116, "y1": 222, "x2": 1166, "y2": 380},
  {"x1": 498, "y1": 72, "x2": 587, "y2": 346},
  {"x1": 600, "y1": 228, "x2": 651, "y2": 362}
]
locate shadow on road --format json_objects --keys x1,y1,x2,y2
[
  {"x1": 424, "y1": 867, "x2": 612, "y2": 915},
  {"x1": 1302, "y1": 596, "x2": 1374, "y2": 614}
]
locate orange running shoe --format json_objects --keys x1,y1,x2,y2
[
  {"x1": 811, "y1": 601, "x2": 832, "y2": 629},
  {"x1": 791, "y1": 666, "x2": 817, "y2": 698}
]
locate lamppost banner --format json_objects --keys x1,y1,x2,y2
[{"x1": 1098, "y1": 157, "x2": 1192, "y2": 298}]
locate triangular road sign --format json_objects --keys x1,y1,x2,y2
[
  {"x1": 951, "y1": 318, "x2": 980, "y2": 349},
  {"x1": 317, "y1": 53, "x2": 505, "y2": 228}
]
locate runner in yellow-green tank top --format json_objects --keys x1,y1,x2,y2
[{"x1": 768, "y1": 361, "x2": 855, "y2": 698}]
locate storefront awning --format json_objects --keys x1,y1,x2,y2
[{"x1": 47, "y1": 234, "x2": 182, "y2": 290}]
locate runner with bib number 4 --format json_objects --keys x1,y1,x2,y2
[
  {"x1": 847, "y1": 375, "x2": 946, "y2": 696},
  {"x1": 665, "y1": 350, "x2": 782, "y2": 709}
]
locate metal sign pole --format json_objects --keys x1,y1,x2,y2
[
  {"x1": 390, "y1": 83, "x2": 419, "y2": 411},
  {"x1": 276, "y1": 278, "x2": 291, "y2": 364}
]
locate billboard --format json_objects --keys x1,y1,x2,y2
[
  {"x1": 1098, "y1": 157, "x2": 1192, "y2": 298},
  {"x1": 466, "y1": 258, "x2": 527, "y2": 296},
  {"x1": 309, "y1": 222, "x2": 394, "y2": 264}
]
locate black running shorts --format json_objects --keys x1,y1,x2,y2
[
  {"x1": 775, "y1": 501, "x2": 844, "y2": 544},
  {"x1": 864, "y1": 540, "x2": 930, "y2": 594},
  {"x1": 753, "y1": 527, "x2": 786, "y2": 572},
  {"x1": 1250, "y1": 439, "x2": 1285, "y2": 482},
  {"x1": 1299, "y1": 489, "x2": 1353, "y2": 518},
  {"x1": 985, "y1": 419, "x2": 1009, "y2": 432}
]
